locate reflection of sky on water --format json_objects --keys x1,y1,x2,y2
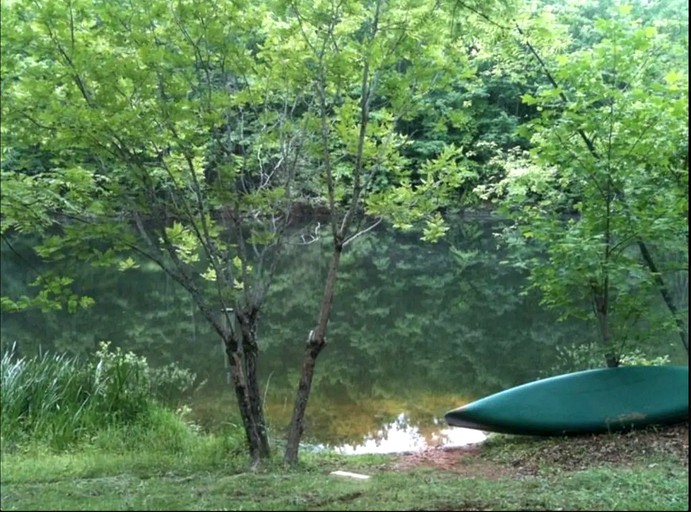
[{"x1": 331, "y1": 412, "x2": 486, "y2": 455}]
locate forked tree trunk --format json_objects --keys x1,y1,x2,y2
[
  {"x1": 284, "y1": 244, "x2": 343, "y2": 464},
  {"x1": 223, "y1": 309, "x2": 271, "y2": 466},
  {"x1": 238, "y1": 309, "x2": 271, "y2": 458}
]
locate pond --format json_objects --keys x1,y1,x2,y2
[{"x1": 1, "y1": 216, "x2": 686, "y2": 453}]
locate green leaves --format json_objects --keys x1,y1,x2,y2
[
  {"x1": 0, "y1": 272, "x2": 95, "y2": 314},
  {"x1": 118, "y1": 257, "x2": 140, "y2": 272},
  {"x1": 492, "y1": 0, "x2": 688, "y2": 361},
  {"x1": 162, "y1": 223, "x2": 200, "y2": 265},
  {"x1": 421, "y1": 213, "x2": 449, "y2": 243}
]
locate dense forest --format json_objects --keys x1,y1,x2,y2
[{"x1": 1, "y1": 0, "x2": 687, "y2": 464}]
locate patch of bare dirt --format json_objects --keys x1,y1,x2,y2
[
  {"x1": 391, "y1": 443, "x2": 513, "y2": 480},
  {"x1": 390, "y1": 421, "x2": 689, "y2": 479}
]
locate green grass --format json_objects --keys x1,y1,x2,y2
[
  {"x1": 2, "y1": 347, "x2": 686, "y2": 510},
  {"x1": 1, "y1": 343, "x2": 153, "y2": 450},
  {"x1": 1, "y1": 431, "x2": 687, "y2": 511}
]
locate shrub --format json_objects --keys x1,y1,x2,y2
[
  {"x1": 2, "y1": 342, "x2": 148, "y2": 450},
  {"x1": 149, "y1": 362, "x2": 204, "y2": 407},
  {"x1": 89, "y1": 341, "x2": 152, "y2": 423},
  {"x1": 549, "y1": 341, "x2": 672, "y2": 375},
  {"x1": 1, "y1": 341, "x2": 206, "y2": 451}
]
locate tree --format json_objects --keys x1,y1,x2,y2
[
  {"x1": 274, "y1": 0, "x2": 499, "y2": 463},
  {"x1": 1, "y1": 0, "x2": 313, "y2": 465},
  {"x1": 1, "y1": 0, "x2": 491, "y2": 464},
  {"x1": 482, "y1": 1, "x2": 688, "y2": 365}
]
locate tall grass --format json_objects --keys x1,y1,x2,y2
[{"x1": 1, "y1": 342, "x2": 161, "y2": 450}]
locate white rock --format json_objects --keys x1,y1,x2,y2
[{"x1": 329, "y1": 470, "x2": 371, "y2": 480}]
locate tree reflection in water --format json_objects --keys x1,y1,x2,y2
[{"x1": 331, "y1": 413, "x2": 487, "y2": 455}]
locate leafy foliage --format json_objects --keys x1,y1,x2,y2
[
  {"x1": 2, "y1": 344, "x2": 145, "y2": 448},
  {"x1": 1, "y1": 0, "x2": 687, "y2": 462},
  {"x1": 483, "y1": 1, "x2": 688, "y2": 363},
  {"x1": 1, "y1": 340, "x2": 198, "y2": 450}
]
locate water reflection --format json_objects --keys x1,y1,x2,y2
[
  {"x1": 332, "y1": 412, "x2": 486, "y2": 455},
  {"x1": 192, "y1": 390, "x2": 485, "y2": 454},
  {"x1": 3, "y1": 221, "x2": 685, "y2": 454}
]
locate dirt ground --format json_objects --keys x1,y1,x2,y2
[{"x1": 391, "y1": 421, "x2": 689, "y2": 479}]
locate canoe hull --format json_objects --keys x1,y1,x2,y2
[{"x1": 445, "y1": 365, "x2": 689, "y2": 436}]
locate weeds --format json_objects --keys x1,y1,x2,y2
[{"x1": 1, "y1": 342, "x2": 200, "y2": 451}]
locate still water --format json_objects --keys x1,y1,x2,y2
[
  {"x1": 1, "y1": 218, "x2": 686, "y2": 453},
  {"x1": 330, "y1": 414, "x2": 487, "y2": 454}
]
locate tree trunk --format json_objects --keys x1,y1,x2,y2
[
  {"x1": 637, "y1": 240, "x2": 689, "y2": 353},
  {"x1": 592, "y1": 284, "x2": 619, "y2": 368},
  {"x1": 284, "y1": 243, "x2": 343, "y2": 464},
  {"x1": 223, "y1": 309, "x2": 271, "y2": 466},
  {"x1": 178, "y1": 293, "x2": 270, "y2": 465},
  {"x1": 238, "y1": 309, "x2": 271, "y2": 459}
]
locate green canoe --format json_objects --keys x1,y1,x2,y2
[{"x1": 444, "y1": 365, "x2": 689, "y2": 436}]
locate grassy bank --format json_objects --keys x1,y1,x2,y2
[
  {"x1": 1, "y1": 347, "x2": 687, "y2": 510},
  {"x1": 2, "y1": 422, "x2": 688, "y2": 511}
]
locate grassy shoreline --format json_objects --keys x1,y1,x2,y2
[
  {"x1": 2, "y1": 423, "x2": 687, "y2": 511},
  {"x1": 2, "y1": 349, "x2": 686, "y2": 510}
]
